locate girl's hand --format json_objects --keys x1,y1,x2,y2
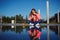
[
  {"x1": 32, "y1": 15, "x2": 34, "y2": 18},
  {"x1": 33, "y1": 13, "x2": 36, "y2": 15}
]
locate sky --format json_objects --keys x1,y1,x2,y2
[{"x1": 0, "y1": 0, "x2": 60, "y2": 20}]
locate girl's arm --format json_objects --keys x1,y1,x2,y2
[
  {"x1": 37, "y1": 13, "x2": 40, "y2": 20},
  {"x1": 35, "y1": 13, "x2": 41, "y2": 20},
  {"x1": 28, "y1": 15, "x2": 34, "y2": 20},
  {"x1": 28, "y1": 16, "x2": 32, "y2": 20}
]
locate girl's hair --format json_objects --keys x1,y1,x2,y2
[{"x1": 29, "y1": 8, "x2": 37, "y2": 16}]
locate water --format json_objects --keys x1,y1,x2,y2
[{"x1": 0, "y1": 26, "x2": 60, "y2": 40}]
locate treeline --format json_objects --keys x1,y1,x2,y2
[{"x1": 2, "y1": 14, "x2": 26, "y2": 23}]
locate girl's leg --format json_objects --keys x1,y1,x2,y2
[
  {"x1": 28, "y1": 29, "x2": 34, "y2": 40},
  {"x1": 28, "y1": 30, "x2": 32, "y2": 36},
  {"x1": 32, "y1": 29, "x2": 41, "y2": 40},
  {"x1": 36, "y1": 30, "x2": 41, "y2": 39},
  {"x1": 33, "y1": 29, "x2": 37, "y2": 36}
]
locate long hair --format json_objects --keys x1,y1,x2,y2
[{"x1": 29, "y1": 8, "x2": 37, "y2": 16}]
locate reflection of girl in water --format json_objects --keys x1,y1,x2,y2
[{"x1": 28, "y1": 8, "x2": 41, "y2": 40}]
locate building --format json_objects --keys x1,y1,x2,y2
[{"x1": 49, "y1": 12, "x2": 60, "y2": 23}]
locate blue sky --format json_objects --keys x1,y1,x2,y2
[{"x1": 0, "y1": 0, "x2": 60, "y2": 19}]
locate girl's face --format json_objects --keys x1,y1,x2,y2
[{"x1": 32, "y1": 10, "x2": 36, "y2": 14}]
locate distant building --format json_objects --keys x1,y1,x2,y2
[{"x1": 49, "y1": 12, "x2": 60, "y2": 23}]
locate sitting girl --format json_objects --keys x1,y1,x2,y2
[{"x1": 27, "y1": 8, "x2": 41, "y2": 40}]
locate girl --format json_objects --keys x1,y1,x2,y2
[{"x1": 28, "y1": 8, "x2": 41, "y2": 40}]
